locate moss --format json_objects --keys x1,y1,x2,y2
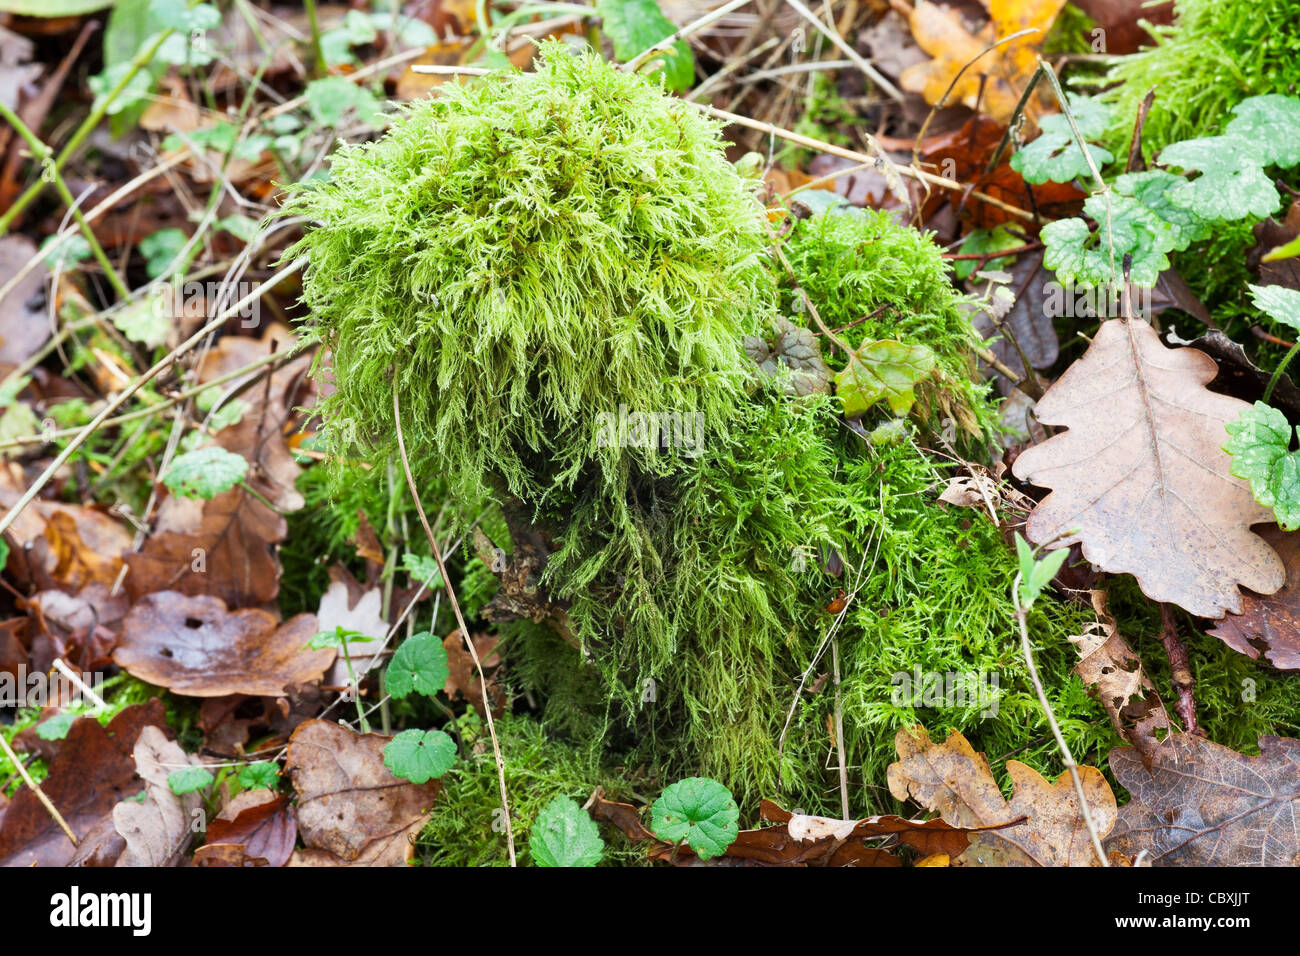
[
  {"x1": 1095, "y1": 0, "x2": 1300, "y2": 159},
  {"x1": 282, "y1": 42, "x2": 776, "y2": 523},
  {"x1": 415, "y1": 712, "x2": 652, "y2": 866}
]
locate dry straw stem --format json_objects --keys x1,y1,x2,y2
[{"x1": 0, "y1": 732, "x2": 77, "y2": 847}]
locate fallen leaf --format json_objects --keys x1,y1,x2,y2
[
  {"x1": 286, "y1": 719, "x2": 439, "y2": 866},
  {"x1": 1011, "y1": 318, "x2": 1285, "y2": 618},
  {"x1": 0, "y1": 235, "x2": 48, "y2": 368},
  {"x1": 1209, "y1": 525, "x2": 1300, "y2": 670},
  {"x1": 887, "y1": 726, "x2": 1115, "y2": 866},
  {"x1": 115, "y1": 591, "x2": 330, "y2": 697},
  {"x1": 112, "y1": 726, "x2": 205, "y2": 867},
  {"x1": 1107, "y1": 734, "x2": 1300, "y2": 866},
  {"x1": 1070, "y1": 590, "x2": 1172, "y2": 765},
  {"x1": 317, "y1": 573, "x2": 387, "y2": 688},
  {"x1": 200, "y1": 790, "x2": 295, "y2": 867},
  {"x1": 442, "y1": 629, "x2": 503, "y2": 718}
]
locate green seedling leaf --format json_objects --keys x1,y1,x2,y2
[
  {"x1": 138, "y1": 227, "x2": 187, "y2": 279},
  {"x1": 162, "y1": 446, "x2": 248, "y2": 499},
  {"x1": 383, "y1": 728, "x2": 456, "y2": 784},
  {"x1": 650, "y1": 776, "x2": 739, "y2": 860},
  {"x1": 112, "y1": 292, "x2": 170, "y2": 349},
  {"x1": 953, "y1": 226, "x2": 1023, "y2": 280},
  {"x1": 1113, "y1": 169, "x2": 1213, "y2": 252},
  {"x1": 1010, "y1": 98, "x2": 1114, "y2": 185},
  {"x1": 35, "y1": 713, "x2": 76, "y2": 741},
  {"x1": 596, "y1": 0, "x2": 694, "y2": 92},
  {"x1": 1263, "y1": 231, "x2": 1300, "y2": 263},
  {"x1": 1160, "y1": 135, "x2": 1280, "y2": 221},
  {"x1": 167, "y1": 766, "x2": 215, "y2": 795},
  {"x1": 386, "y1": 632, "x2": 450, "y2": 700},
  {"x1": 217, "y1": 214, "x2": 260, "y2": 243},
  {"x1": 400, "y1": 552, "x2": 443, "y2": 589},
  {"x1": 531, "y1": 796, "x2": 605, "y2": 867},
  {"x1": 238, "y1": 761, "x2": 280, "y2": 790},
  {"x1": 305, "y1": 76, "x2": 386, "y2": 127},
  {"x1": 1249, "y1": 284, "x2": 1300, "y2": 332},
  {"x1": 1041, "y1": 194, "x2": 1175, "y2": 288},
  {"x1": 307, "y1": 626, "x2": 376, "y2": 651},
  {"x1": 1014, "y1": 533, "x2": 1070, "y2": 610},
  {"x1": 1225, "y1": 402, "x2": 1300, "y2": 531},
  {"x1": 1225, "y1": 94, "x2": 1300, "y2": 168},
  {"x1": 834, "y1": 340, "x2": 935, "y2": 418},
  {"x1": 39, "y1": 234, "x2": 91, "y2": 267}
]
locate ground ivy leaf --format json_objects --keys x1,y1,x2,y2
[
  {"x1": 383, "y1": 728, "x2": 456, "y2": 784},
  {"x1": 1010, "y1": 99, "x2": 1113, "y2": 185},
  {"x1": 650, "y1": 776, "x2": 739, "y2": 860},
  {"x1": 1113, "y1": 169, "x2": 1213, "y2": 251},
  {"x1": 1226, "y1": 94, "x2": 1300, "y2": 168},
  {"x1": 1249, "y1": 284, "x2": 1300, "y2": 332},
  {"x1": 1160, "y1": 135, "x2": 1280, "y2": 221},
  {"x1": 530, "y1": 795, "x2": 605, "y2": 867},
  {"x1": 167, "y1": 765, "x2": 215, "y2": 795},
  {"x1": 162, "y1": 446, "x2": 248, "y2": 499},
  {"x1": 1224, "y1": 402, "x2": 1300, "y2": 531},
  {"x1": 834, "y1": 340, "x2": 935, "y2": 417},
  {"x1": 36, "y1": 712, "x2": 77, "y2": 741},
  {"x1": 139, "y1": 227, "x2": 186, "y2": 279},
  {"x1": 385, "y1": 632, "x2": 450, "y2": 700},
  {"x1": 1041, "y1": 194, "x2": 1175, "y2": 288},
  {"x1": 400, "y1": 552, "x2": 443, "y2": 589},
  {"x1": 238, "y1": 761, "x2": 280, "y2": 790},
  {"x1": 596, "y1": 0, "x2": 694, "y2": 92}
]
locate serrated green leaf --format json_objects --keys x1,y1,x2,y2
[
  {"x1": 386, "y1": 632, "x2": 450, "y2": 699},
  {"x1": 167, "y1": 766, "x2": 215, "y2": 795},
  {"x1": 1160, "y1": 135, "x2": 1280, "y2": 221},
  {"x1": 139, "y1": 227, "x2": 187, "y2": 279},
  {"x1": 596, "y1": 0, "x2": 694, "y2": 92},
  {"x1": 35, "y1": 713, "x2": 76, "y2": 741},
  {"x1": 1041, "y1": 194, "x2": 1175, "y2": 288},
  {"x1": 305, "y1": 77, "x2": 386, "y2": 127},
  {"x1": 953, "y1": 226, "x2": 1022, "y2": 280},
  {"x1": 162, "y1": 446, "x2": 248, "y2": 499},
  {"x1": 834, "y1": 340, "x2": 935, "y2": 418},
  {"x1": 1113, "y1": 169, "x2": 1213, "y2": 252},
  {"x1": 1248, "y1": 284, "x2": 1300, "y2": 332},
  {"x1": 383, "y1": 728, "x2": 456, "y2": 783},
  {"x1": 530, "y1": 796, "x2": 605, "y2": 867},
  {"x1": 112, "y1": 293, "x2": 171, "y2": 349},
  {"x1": 1225, "y1": 94, "x2": 1300, "y2": 168},
  {"x1": 1010, "y1": 101, "x2": 1114, "y2": 185},
  {"x1": 650, "y1": 776, "x2": 738, "y2": 860},
  {"x1": 238, "y1": 761, "x2": 280, "y2": 790},
  {"x1": 400, "y1": 552, "x2": 443, "y2": 590},
  {"x1": 1225, "y1": 402, "x2": 1300, "y2": 530}
]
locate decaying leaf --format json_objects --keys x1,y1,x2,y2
[
  {"x1": 1011, "y1": 318, "x2": 1284, "y2": 618},
  {"x1": 112, "y1": 726, "x2": 205, "y2": 867},
  {"x1": 285, "y1": 719, "x2": 440, "y2": 866},
  {"x1": 1209, "y1": 525, "x2": 1300, "y2": 670},
  {"x1": 115, "y1": 591, "x2": 330, "y2": 697},
  {"x1": 887, "y1": 726, "x2": 1115, "y2": 866},
  {"x1": 1108, "y1": 734, "x2": 1300, "y2": 866},
  {"x1": 1070, "y1": 590, "x2": 1172, "y2": 766},
  {"x1": 199, "y1": 790, "x2": 296, "y2": 867}
]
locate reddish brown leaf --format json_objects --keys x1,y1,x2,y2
[
  {"x1": 115, "y1": 591, "x2": 330, "y2": 697},
  {"x1": 1210, "y1": 526, "x2": 1300, "y2": 670},
  {"x1": 203, "y1": 790, "x2": 296, "y2": 867}
]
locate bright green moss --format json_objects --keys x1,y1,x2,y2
[
  {"x1": 282, "y1": 42, "x2": 775, "y2": 519},
  {"x1": 1096, "y1": 0, "x2": 1300, "y2": 158}
]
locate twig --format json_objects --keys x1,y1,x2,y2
[
  {"x1": 830, "y1": 635, "x2": 849, "y2": 820},
  {"x1": 0, "y1": 732, "x2": 78, "y2": 848},
  {"x1": 1158, "y1": 604, "x2": 1199, "y2": 734},
  {"x1": 392, "y1": 378, "x2": 517, "y2": 866},
  {"x1": 781, "y1": 0, "x2": 904, "y2": 102},
  {"x1": 1012, "y1": 570, "x2": 1108, "y2": 867}
]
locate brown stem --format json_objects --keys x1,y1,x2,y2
[{"x1": 1158, "y1": 604, "x2": 1200, "y2": 735}]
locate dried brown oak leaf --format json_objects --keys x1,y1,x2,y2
[
  {"x1": 114, "y1": 590, "x2": 330, "y2": 697},
  {"x1": 285, "y1": 719, "x2": 439, "y2": 866},
  {"x1": 1070, "y1": 590, "x2": 1172, "y2": 768},
  {"x1": 887, "y1": 726, "x2": 1115, "y2": 866},
  {"x1": 1011, "y1": 317, "x2": 1284, "y2": 618},
  {"x1": 1209, "y1": 525, "x2": 1300, "y2": 670},
  {"x1": 1107, "y1": 734, "x2": 1300, "y2": 866}
]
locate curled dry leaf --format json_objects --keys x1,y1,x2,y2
[
  {"x1": 1070, "y1": 590, "x2": 1172, "y2": 767},
  {"x1": 115, "y1": 590, "x2": 330, "y2": 697},
  {"x1": 285, "y1": 719, "x2": 440, "y2": 867},
  {"x1": 887, "y1": 726, "x2": 1116, "y2": 867},
  {"x1": 1209, "y1": 525, "x2": 1300, "y2": 670},
  {"x1": 112, "y1": 726, "x2": 205, "y2": 867},
  {"x1": 1108, "y1": 734, "x2": 1300, "y2": 866},
  {"x1": 1011, "y1": 318, "x2": 1285, "y2": 618},
  {"x1": 199, "y1": 790, "x2": 296, "y2": 867}
]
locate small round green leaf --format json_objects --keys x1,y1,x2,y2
[
  {"x1": 167, "y1": 766, "x2": 215, "y2": 795},
  {"x1": 162, "y1": 446, "x2": 248, "y2": 500},
  {"x1": 383, "y1": 729, "x2": 456, "y2": 783},
  {"x1": 650, "y1": 776, "x2": 739, "y2": 860},
  {"x1": 386, "y1": 632, "x2": 450, "y2": 700},
  {"x1": 531, "y1": 796, "x2": 605, "y2": 867},
  {"x1": 238, "y1": 761, "x2": 280, "y2": 790}
]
